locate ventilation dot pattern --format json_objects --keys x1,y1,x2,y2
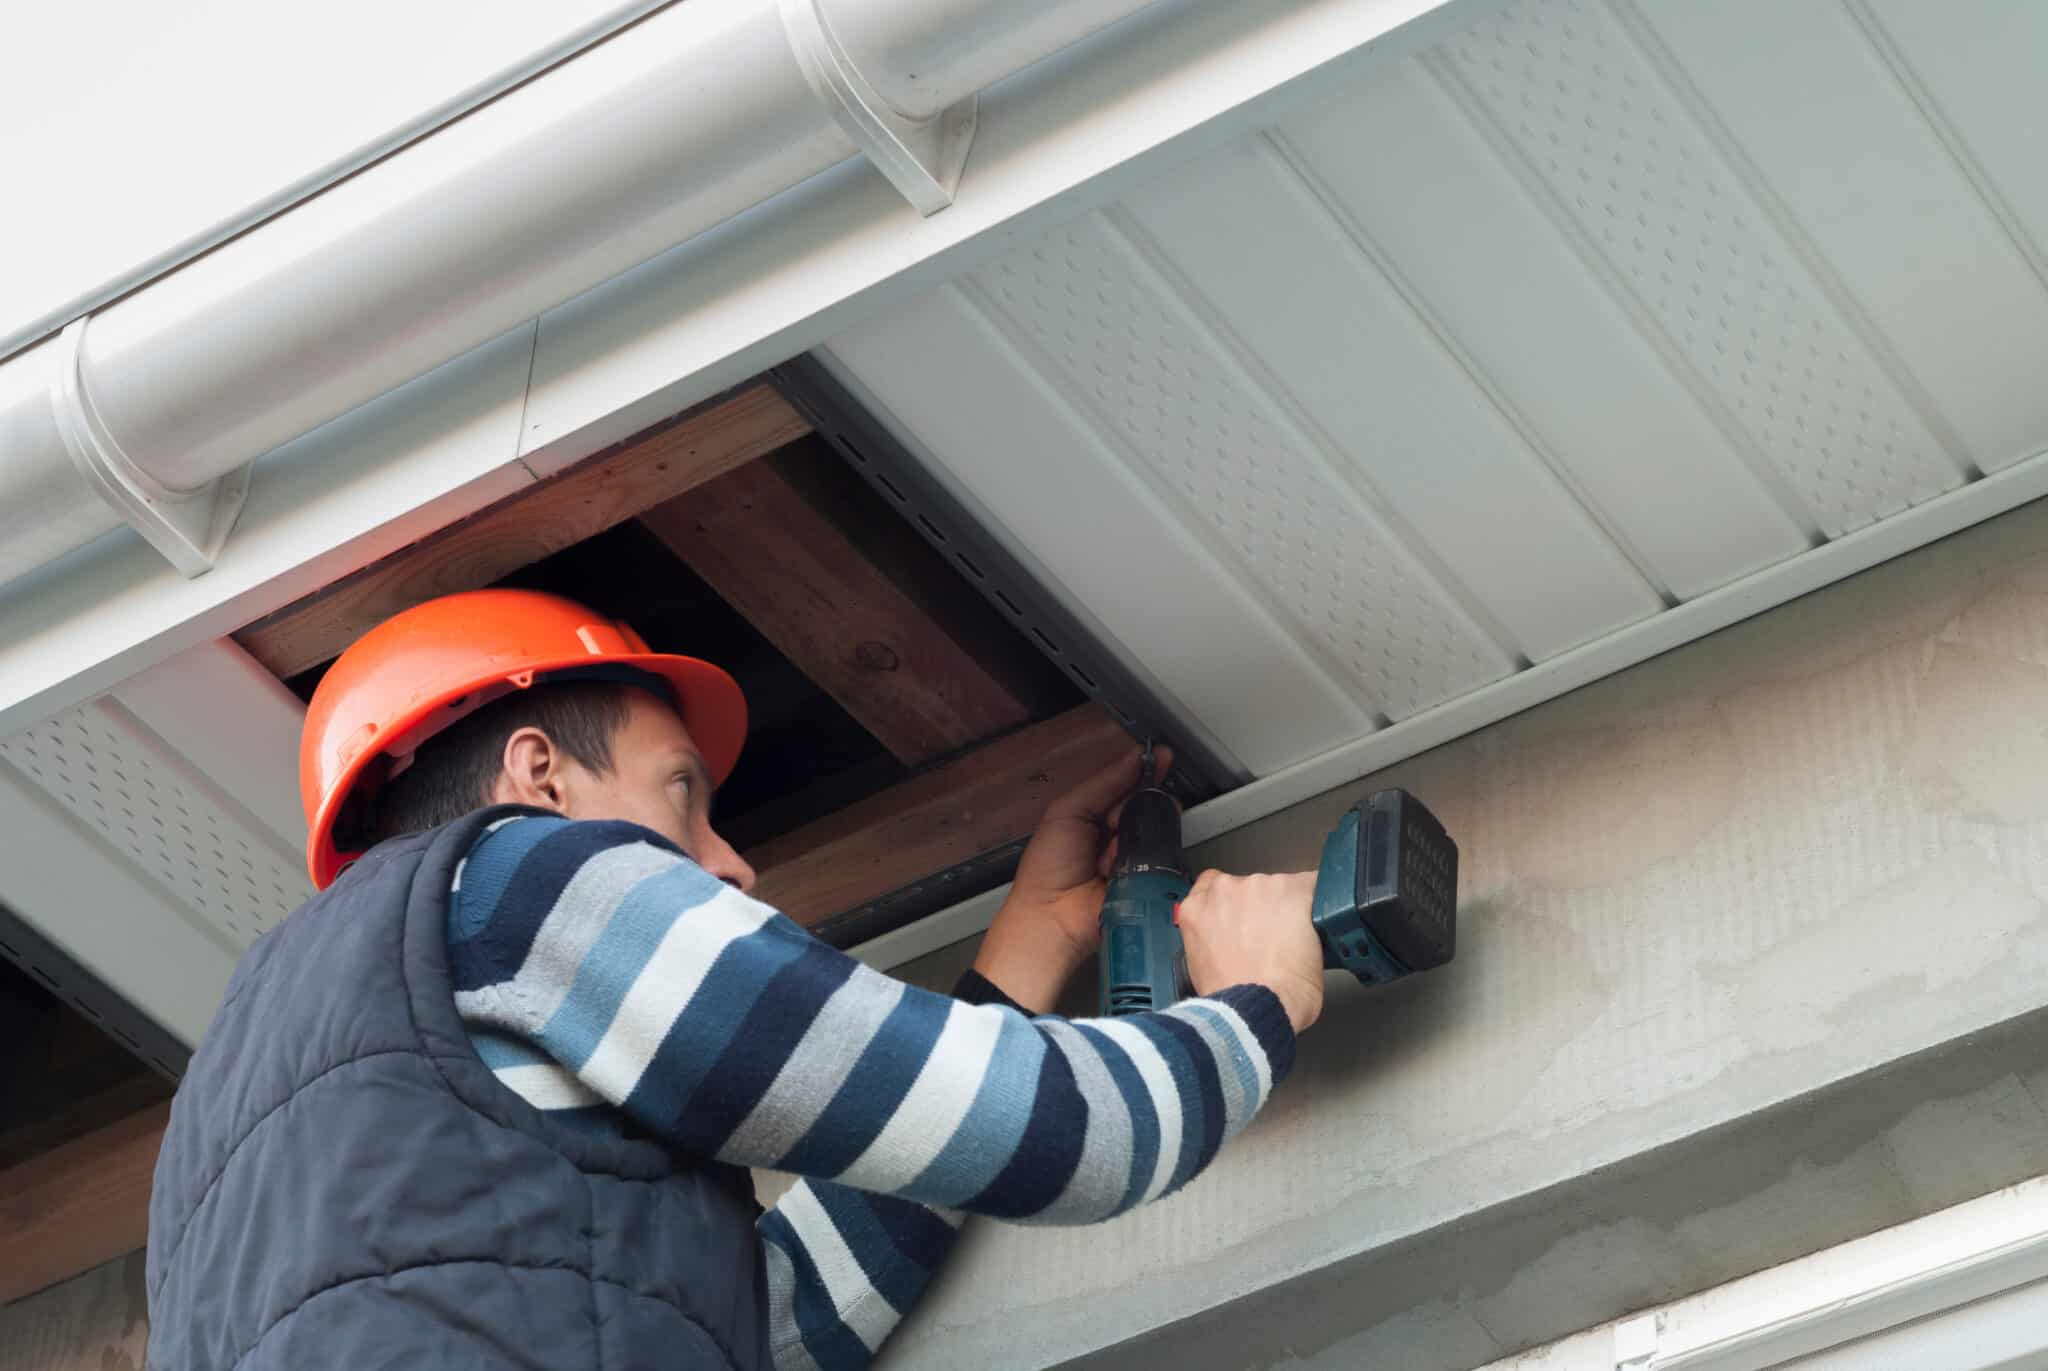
[
  {"x1": 1444, "y1": 0, "x2": 1960, "y2": 536},
  {"x1": 975, "y1": 214, "x2": 1508, "y2": 719},
  {"x1": 0, "y1": 703, "x2": 309, "y2": 950}
]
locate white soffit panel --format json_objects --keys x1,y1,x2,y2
[
  {"x1": 1634, "y1": 1, "x2": 2048, "y2": 473},
  {"x1": 975, "y1": 215, "x2": 1517, "y2": 716},
  {"x1": 1273, "y1": 60, "x2": 1813, "y2": 602},
  {"x1": 0, "y1": 703, "x2": 308, "y2": 952},
  {"x1": 0, "y1": 638, "x2": 314, "y2": 1047},
  {"x1": 1867, "y1": 2, "x2": 2048, "y2": 422},
  {"x1": 0, "y1": 759, "x2": 239, "y2": 1048},
  {"x1": 1114, "y1": 141, "x2": 1665, "y2": 657},
  {"x1": 825, "y1": 0, "x2": 2048, "y2": 782},
  {"x1": 821, "y1": 288, "x2": 1375, "y2": 776}
]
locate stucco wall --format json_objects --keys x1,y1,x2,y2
[{"x1": 879, "y1": 495, "x2": 2048, "y2": 1370}]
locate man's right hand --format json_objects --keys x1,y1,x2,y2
[{"x1": 1178, "y1": 869, "x2": 1324, "y2": 1034}]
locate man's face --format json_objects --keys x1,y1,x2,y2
[{"x1": 499, "y1": 688, "x2": 756, "y2": 891}]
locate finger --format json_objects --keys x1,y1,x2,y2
[
  {"x1": 1102, "y1": 744, "x2": 1179, "y2": 831},
  {"x1": 1044, "y1": 745, "x2": 1149, "y2": 825},
  {"x1": 1096, "y1": 835, "x2": 1120, "y2": 881}
]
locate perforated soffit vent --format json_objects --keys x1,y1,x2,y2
[
  {"x1": 0, "y1": 701, "x2": 308, "y2": 953},
  {"x1": 819, "y1": 0, "x2": 2048, "y2": 798}
]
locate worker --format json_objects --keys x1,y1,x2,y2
[{"x1": 145, "y1": 588, "x2": 1326, "y2": 1370}]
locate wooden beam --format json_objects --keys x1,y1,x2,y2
[
  {"x1": 640, "y1": 446, "x2": 1040, "y2": 765},
  {"x1": 0, "y1": 1102, "x2": 167, "y2": 1305},
  {"x1": 746, "y1": 705, "x2": 1133, "y2": 926},
  {"x1": 235, "y1": 385, "x2": 810, "y2": 679},
  {"x1": 0, "y1": 1074, "x2": 170, "y2": 1174}
]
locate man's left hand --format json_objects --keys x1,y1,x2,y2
[{"x1": 971, "y1": 744, "x2": 1172, "y2": 1013}]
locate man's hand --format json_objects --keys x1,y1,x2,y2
[
  {"x1": 971, "y1": 745, "x2": 1171, "y2": 1013},
  {"x1": 1179, "y1": 869, "x2": 1324, "y2": 1033}
]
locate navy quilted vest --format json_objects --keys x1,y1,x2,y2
[{"x1": 146, "y1": 809, "x2": 771, "y2": 1370}]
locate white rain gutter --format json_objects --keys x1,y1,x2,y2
[{"x1": 0, "y1": 0, "x2": 1164, "y2": 582}]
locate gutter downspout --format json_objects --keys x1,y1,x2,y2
[{"x1": 0, "y1": 0, "x2": 1168, "y2": 583}]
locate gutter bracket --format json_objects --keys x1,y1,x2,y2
[
  {"x1": 1613, "y1": 1314, "x2": 1661, "y2": 1370},
  {"x1": 49, "y1": 317, "x2": 250, "y2": 578},
  {"x1": 780, "y1": 0, "x2": 977, "y2": 216}
]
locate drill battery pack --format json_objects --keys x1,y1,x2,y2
[{"x1": 1312, "y1": 789, "x2": 1459, "y2": 986}]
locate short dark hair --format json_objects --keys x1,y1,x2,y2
[{"x1": 370, "y1": 681, "x2": 637, "y2": 841}]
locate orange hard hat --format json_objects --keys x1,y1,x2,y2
[{"x1": 300, "y1": 588, "x2": 746, "y2": 889}]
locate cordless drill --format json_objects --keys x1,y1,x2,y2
[{"x1": 1098, "y1": 761, "x2": 1459, "y2": 1016}]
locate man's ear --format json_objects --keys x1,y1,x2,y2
[{"x1": 493, "y1": 726, "x2": 568, "y2": 813}]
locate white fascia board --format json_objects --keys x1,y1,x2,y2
[{"x1": 0, "y1": 0, "x2": 1503, "y2": 737}]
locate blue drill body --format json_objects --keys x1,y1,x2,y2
[
  {"x1": 1097, "y1": 784, "x2": 1458, "y2": 1016},
  {"x1": 1098, "y1": 867, "x2": 1190, "y2": 1015}
]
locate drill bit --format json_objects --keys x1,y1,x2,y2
[{"x1": 1140, "y1": 738, "x2": 1156, "y2": 787}]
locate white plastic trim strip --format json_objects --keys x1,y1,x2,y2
[
  {"x1": 846, "y1": 885, "x2": 1008, "y2": 971},
  {"x1": 1645, "y1": 1220, "x2": 2048, "y2": 1370},
  {"x1": 48, "y1": 317, "x2": 250, "y2": 577},
  {"x1": 779, "y1": 0, "x2": 977, "y2": 216}
]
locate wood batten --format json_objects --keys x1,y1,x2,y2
[{"x1": 236, "y1": 385, "x2": 809, "y2": 679}]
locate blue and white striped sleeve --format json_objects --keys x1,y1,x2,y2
[
  {"x1": 751, "y1": 969, "x2": 1013, "y2": 1371},
  {"x1": 757, "y1": 1180, "x2": 961, "y2": 1370},
  {"x1": 450, "y1": 816, "x2": 1296, "y2": 1367},
  {"x1": 451, "y1": 816, "x2": 1294, "y2": 1219}
]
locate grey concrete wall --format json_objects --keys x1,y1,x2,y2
[
  {"x1": 878, "y1": 496, "x2": 2048, "y2": 1370},
  {"x1": 0, "y1": 1252, "x2": 145, "y2": 1371}
]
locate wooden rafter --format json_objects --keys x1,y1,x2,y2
[
  {"x1": 746, "y1": 705, "x2": 1133, "y2": 927},
  {"x1": 235, "y1": 385, "x2": 810, "y2": 679},
  {"x1": 0, "y1": 1102, "x2": 167, "y2": 1305},
  {"x1": 640, "y1": 445, "x2": 1044, "y2": 766}
]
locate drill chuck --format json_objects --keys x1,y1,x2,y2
[{"x1": 1111, "y1": 785, "x2": 1185, "y2": 879}]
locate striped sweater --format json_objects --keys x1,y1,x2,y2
[{"x1": 448, "y1": 815, "x2": 1294, "y2": 1370}]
